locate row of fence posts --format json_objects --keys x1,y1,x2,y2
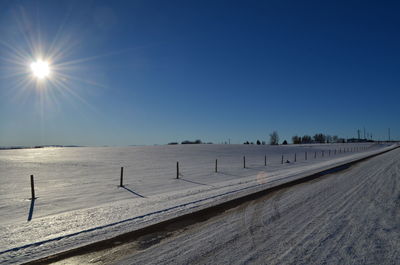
[
  {"x1": 175, "y1": 146, "x2": 368, "y2": 178},
  {"x1": 29, "y1": 145, "x2": 370, "y2": 198}
]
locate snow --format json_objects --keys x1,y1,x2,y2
[
  {"x1": 115, "y1": 146, "x2": 400, "y2": 265},
  {"x1": 0, "y1": 143, "x2": 396, "y2": 264}
]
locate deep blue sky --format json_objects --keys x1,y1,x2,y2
[{"x1": 0, "y1": 0, "x2": 399, "y2": 146}]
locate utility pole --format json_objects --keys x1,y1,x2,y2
[{"x1": 357, "y1": 129, "x2": 360, "y2": 140}]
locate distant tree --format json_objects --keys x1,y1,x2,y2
[
  {"x1": 182, "y1": 139, "x2": 202, "y2": 144},
  {"x1": 282, "y1": 140, "x2": 288, "y2": 145},
  {"x1": 256, "y1": 140, "x2": 261, "y2": 145},
  {"x1": 250, "y1": 142, "x2": 254, "y2": 145},
  {"x1": 332, "y1": 135, "x2": 339, "y2": 143},
  {"x1": 244, "y1": 141, "x2": 250, "y2": 145},
  {"x1": 168, "y1": 142, "x2": 178, "y2": 145},
  {"x1": 301, "y1": 135, "x2": 312, "y2": 144},
  {"x1": 313, "y1": 133, "x2": 326, "y2": 143},
  {"x1": 262, "y1": 141, "x2": 266, "y2": 145},
  {"x1": 269, "y1": 131, "x2": 279, "y2": 145},
  {"x1": 292, "y1": 135, "x2": 301, "y2": 144},
  {"x1": 326, "y1": 135, "x2": 333, "y2": 143}
]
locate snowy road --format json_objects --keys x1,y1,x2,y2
[{"x1": 100, "y1": 147, "x2": 400, "y2": 265}]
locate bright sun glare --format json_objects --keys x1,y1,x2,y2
[{"x1": 30, "y1": 60, "x2": 50, "y2": 79}]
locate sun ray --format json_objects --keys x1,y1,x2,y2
[
  {"x1": 49, "y1": 77, "x2": 98, "y2": 113},
  {"x1": 54, "y1": 72, "x2": 107, "y2": 89}
]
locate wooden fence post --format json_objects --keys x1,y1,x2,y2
[
  {"x1": 264, "y1": 155, "x2": 267, "y2": 166},
  {"x1": 305, "y1": 152, "x2": 307, "y2": 160},
  {"x1": 243, "y1": 156, "x2": 246, "y2": 168},
  {"x1": 177, "y1": 162, "x2": 179, "y2": 179},
  {"x1": 281, "y1": 155, "x2": 284, "y2": 164},
  {"x1": 30, "y1": 175, "x2": 35, "y2": 200},
  {"x1": 215, "y1": 159, "x2": 218, "y2": 173},
  {"x1": 120, "y1": 167, "x2": 124, "y2": 187},
  {"x1": 294, "y1": 153, "x2": 297, "y2": 162}
]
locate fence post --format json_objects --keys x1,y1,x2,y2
[
  {"x1": 314, "y1": 151, "x2": 317, "y2": 158},
  {"x1": 30, "y1": 175, "x2": 35, "y2": 200},
  {"x1": 243, "y1": 156, "x2": 246, "y2": 168},
  {"x1": 305, "y1": 151, "x2": 307, "y2": 160},
  {"x1": 215, "y1": 159, "x2": 218, "y2": 173},
  {"x1": 322, "y1": 150, "x2": 324, "y2": 157},
  {"x1": 176, "y1": 162, "x2": 179, "y2": 179},
  {"x1": 294, "y1": 153, "x2": 297, "y2": 162},
  {"x1": 120, "y1": 167, "x2": 124, "y2": 187},
  {"x1": 329, "y1": 150, "x2": 331, "y2": 156},
  {"x1": 264, "y1": 155, "x2": 267, "y2": 166},
  {"x1": 281, "y1": 155, "x2": 284, "y2": 164}
]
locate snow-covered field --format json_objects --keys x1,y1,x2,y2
[{"x1": 0, "y1": 143, "x2": 395, "y2": 264}]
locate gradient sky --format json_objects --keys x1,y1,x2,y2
[{"x1": 0, "y1": 0, "x2": 399, "y2": 146}]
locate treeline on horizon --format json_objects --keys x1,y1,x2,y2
[
  {"x1": 247, "y1": 132, "x2": 375, "y2": 145},
  {"x1": 168, "y1": 131, "x2": 377, "y2": 146},
  {"x1": 168, "y1": 140, "x2": 213, "y2": 145},
  {"x1": 244, "y1": 132, "x2": 347, "y2": 145}
]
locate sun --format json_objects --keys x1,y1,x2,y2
[{"x1": 30, "y1": 60, "x2": 50, "y2": 79}]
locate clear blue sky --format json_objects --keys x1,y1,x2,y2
[{"x1": 0, "y1": 0, "x2": 399, "y2": 146}]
